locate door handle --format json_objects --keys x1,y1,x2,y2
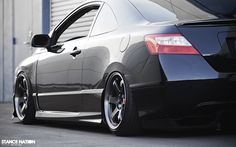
[{"x1": 70, "y1": 47, "x2": 81, "y2": 57}]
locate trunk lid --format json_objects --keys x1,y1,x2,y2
[{"x1": 177, "y1": 19, "x2": 236, "y2": 72}]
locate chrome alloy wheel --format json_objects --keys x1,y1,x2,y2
[
  {"x1": 14, "y1": 75, "x2": 29, "y2": 121},
  {"x1": 104, "y1": 73, "x2": 127, "y2": 130}
]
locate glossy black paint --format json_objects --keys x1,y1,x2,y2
[{"x1": 13, "y1": 0, "x2": 236, "y2": 127}]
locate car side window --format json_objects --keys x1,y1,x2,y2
[
  {"x1": 90, "y1": 4, "x2": 117, "y2": 36},
  {"x1": 54, "y1": 6, "x2": 99, "y2": 44}
]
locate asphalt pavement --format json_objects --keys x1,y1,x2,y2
[{"x1": 1, "y1": 103, "x2": 236, "y2": 147}]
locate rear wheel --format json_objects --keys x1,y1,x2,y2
[
  {"x1": 103, "y1": 72, "x2": 140, "y2": 136},
  {"x1": 14, "y1": 73, "x2": 36, "y2": 124}
]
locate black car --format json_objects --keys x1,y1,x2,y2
[{"x1": 13, "y1": 0, "x2": 236, "y2": 136}]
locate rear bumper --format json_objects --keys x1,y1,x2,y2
[{"x1": 131, "y1": 78, "x2": 236, "y2": 120}]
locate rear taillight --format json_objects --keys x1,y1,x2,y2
[{"x1": 145, "y1": 34, "x2": 199, "y2": 55}]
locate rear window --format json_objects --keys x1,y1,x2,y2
[
  {"x1": 129, "y1": 0, "x2": 236, "y2": 23},
  {"x1": 129, "y1": 0, "x2": 178, "y2": 22}
]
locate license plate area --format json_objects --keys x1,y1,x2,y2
[
  {"x1": 227, "y1": 37, "x2": 236, "y2": 57},
  {"x1": 218, "y1": 32, "x2": 236, "y2": 59}
]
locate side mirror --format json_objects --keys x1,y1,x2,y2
[{"x1": 31, "y1": 34, "x2": 50, "y2": 48}]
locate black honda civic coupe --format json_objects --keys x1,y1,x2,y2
[{"x1": 13, "y1": 0, "x2": 236, "y2": 136}]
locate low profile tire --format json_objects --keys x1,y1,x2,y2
[
  {"x1": 103, "y1": 72, "x2": 140, "y2": 136},
  {"x1": 14, "y1": 73, "x2": 36, "y2": 124}
]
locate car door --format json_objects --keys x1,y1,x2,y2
[
  {"x1": 37, "y1": 41, "x2": 74, "y2": 111},
  {"x1": 37, "y1": 3, "x2": 100, "y2": 112}
]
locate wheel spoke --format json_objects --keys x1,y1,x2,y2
[
  {"x1": 120, "y1": 80, "x2": 124, "y2": 93},
  {"x1": 20, "y1": 103, "x2": 27, "y2": 113},
  {"x1": 118, "y1": 110, "x2": 122, "y2": 121},
  {"x1": 111, "y1": 107, "x2": 119, "y2": 121},
  {"x1": 112, "y1": 80, "x2": 121, "y2": 95},
  {"x1": 109, "y1": 96, "x2": 117, "y2": 104},
  {"x1": 122, "y1": 95, "x2": 126, "y2": 105},
  {"x1": 23, "y1": 79, "x2": 27, "y2": 89}
]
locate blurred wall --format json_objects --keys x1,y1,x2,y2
[
  {"x1": 0, "y1": 0, "x2": 3, "y2": 102},
  {"x1": 0, "y1": 0, "x2": 45, "y2": 102},
  {"x1": 0, "y1": 0, "x2": 14, "y2": 102}
]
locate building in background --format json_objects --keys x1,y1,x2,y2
[{"x1": 0, "y1": 0, "x2": 85, "y2": 102}]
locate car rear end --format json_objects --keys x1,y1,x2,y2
[{"x1": 129, "y1": 0, "x2": 236, "y2": 128}]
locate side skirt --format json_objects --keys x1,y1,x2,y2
[{"x1": 35, "y1": 111, "x2": 102, "y2": 124}]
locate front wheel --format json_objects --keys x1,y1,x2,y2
[
  {"x1": 103, "y1": 72, "x2": 140, "y2": 136},
  {"x1": 14, "y1": 73, "x2": 36, "y2": 124}
]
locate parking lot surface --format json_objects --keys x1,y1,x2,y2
[{"x1": 1, "y1": 103, "x2": 236, "y2": 147}]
